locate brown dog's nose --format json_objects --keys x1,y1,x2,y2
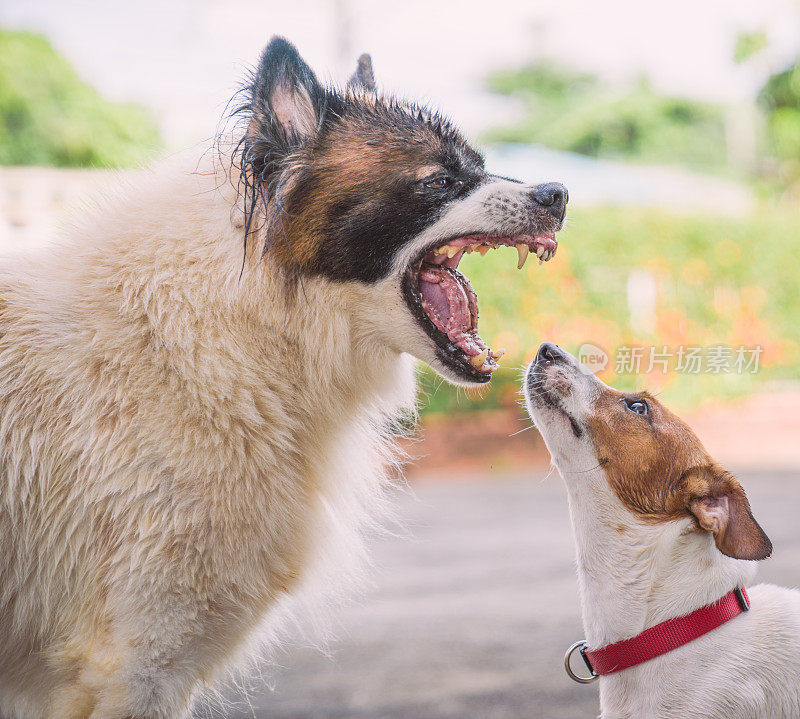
[
  {"x1": 536, "y1": 342, "x2": 565, "y2": 365},
  {"x1": 531, "y1": 182, "x2": 568, "y2": 220}
]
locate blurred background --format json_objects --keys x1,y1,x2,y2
[{"x1": 2, "y1": 1, "x2": 800, "y2": 717}]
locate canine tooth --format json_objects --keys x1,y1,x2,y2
[
  {"x1": 477, "y1": 245, "x2": 490, "y2": 256},
  {"x1": 516, "y1": 244, "x2": 529, "y2": 270},
  {"x1": 492, "y1": 347, "x2": 506, "y2": 359},
  {"x1": 470, "y1": 349, "x2": 488, "y2": 368},
  {"x1": 446, "y1": 245, "x2": 460, "y2": 258},
  {"x1": 536, "y1": 245, "x2": 546, "y2": 258}
]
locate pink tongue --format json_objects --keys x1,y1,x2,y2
[
  {"x1": 419, "y1": 266, "x2": 486, "y2": 357},
  {"x1": 419, "y1": 274, "x2": 457, "y2": 326}
]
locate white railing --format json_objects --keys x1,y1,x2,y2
[{"x1": 0, "y1": 167, "x2": 116, "y2": 253}]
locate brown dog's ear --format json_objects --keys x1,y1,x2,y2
[
  {"x1": 251, "y1": 37, "x2": 324, "y2": 148},
  {"x1": 347, "y1": 53, "x2": 376, "y2": 93},
  {"x1": 687, "y1": 468, "x2": 772, "y2": 561}
]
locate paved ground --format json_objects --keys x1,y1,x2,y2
[{"x1": 198, "y1": 469, "x2": 800, "y2": 719}]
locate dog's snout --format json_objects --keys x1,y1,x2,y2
[
  {"x1": 531, "y1": 182, "x2": 568, "y2": 220},
  {"x1": 536, "y1": 342, "x2": 565, "y2": 365}
]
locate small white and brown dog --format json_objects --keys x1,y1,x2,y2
[{"x1": 524, "y1": 342, "x2": 800, "y2": 719}]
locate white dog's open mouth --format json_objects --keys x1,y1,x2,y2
[{"x1": 403, "y1": 233, "x2": 558, "y2": 382}]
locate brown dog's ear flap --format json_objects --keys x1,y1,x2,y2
[
  {"x1": 347, "y1": 53, "x2": 376, "y2": 93},
  {"x1": 250, "y1": 36, "x2": 324, "y2": 148},
  {"x1": 687, "y1": 469, "x2": 772, "y2": 561}
]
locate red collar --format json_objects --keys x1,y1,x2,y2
[{"x1": 565, "y1": 587, "x2": 750, "y2": 682}]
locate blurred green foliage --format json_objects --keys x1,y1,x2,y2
[
  {"x1": 418, "y1": 206, "x2": 800, "y2": 416},
  {"x1": 0, "y1": 29, "x2": 161, "y2": 167},
  {"x1": 484, "y1": 63, "x2": 728, "y2": 172},
  {"x1": 733, "y1": 31, "x2": 768, "y2": 65},
  {"x1": 759, "y1": 61, "x2": 800, "y2": 171}
]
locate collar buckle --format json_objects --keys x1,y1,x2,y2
[
  {"x1": 734, "y1": 586, "x2": 750, "y2": 612},
  {"x1": 564, "y1": 640, "x2": 598, "y2": 683}
]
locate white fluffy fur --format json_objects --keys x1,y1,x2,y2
[
  {"x1": 0, "y1": 125, "x2": 558, "y2": 715},
  {"x1": 525, "y1": 354, "x2": 800, "y2": 719},
  {"x1": 0, "y1": 156, "x2": 423, "y2": 718}
]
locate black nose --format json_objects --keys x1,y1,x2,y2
[
  {"x1": 531, "y1": 182, "x2": 568, "y2": 220},
  {"x1": 536, "y1": 342, "x2": 565, "y2": 364}
]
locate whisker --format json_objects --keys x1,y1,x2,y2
[
  {"x1": 509, "y1": 424, "x2": 537, "y2": 437},
  {"x1": 563, "y1": 463, "x2": 602, "y2": 474}
]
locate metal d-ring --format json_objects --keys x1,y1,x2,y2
[{"x1": 564, "y1": 640, "x2": 599, "y2": 684}]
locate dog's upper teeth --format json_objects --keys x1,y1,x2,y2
[
  {"x1": 477, "y1": 245, "x2": 490, "y2": 256},
  {"x1": 445, "y1": 245, "x2": 460, "y2": 258},
  {"x1": 491, "y1": 347, "x2": 506, "y2": 359},
  {"x1": 516, "y1": 244, "x2": 529, "y2": 270},
  {"x1": 470, "y1": 349, "x2": 488, "y2": 368},
  {"x1": 536, "y1": 245, "x2": 546, "y2": 259}
]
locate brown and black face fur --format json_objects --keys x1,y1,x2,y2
[
  {"x1": 233, "y1": 38, "x2": 486, "y2": 282},
  {"x1": 232, "y1": 38, "x2": 568, "y2": 384},
  {"x1": 277, "y1": 101, "x2": 488, "y2": 283}
]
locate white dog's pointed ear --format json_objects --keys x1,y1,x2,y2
[
  {"x1": 347, "y1": 53, "x2": 376, "y2": 93},
  {"x1": 251, "y1": 36, "x2": 324, "y2": 147},
  {"x1": 687, "y1": 468, "x2": 772, "y2": 561}
]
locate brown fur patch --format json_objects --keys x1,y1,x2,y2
[
  {"x1": 587, "y1": 388, "x2": 708, "y2": 521},
  {"x1": 587, "y1": 387, "x2": 771, "y2": 559}
]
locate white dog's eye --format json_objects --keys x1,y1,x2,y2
[{"x1": 625, "y1": 398, "x2": 649, "y2": 416}]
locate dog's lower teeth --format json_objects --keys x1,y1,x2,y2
[
  {"x1": 470, "y1": 349, "x2": 488, "y2": 368},
  {"x1": 516, "y1": 244, "x2": 529, "y2": 270}
]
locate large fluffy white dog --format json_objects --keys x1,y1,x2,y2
[{"x1": 0, "y1": 38, "x2": 566, "y2": 717}]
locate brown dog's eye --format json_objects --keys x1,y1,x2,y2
[
  {"x1": 625, "y1": 398, "x2": 649, "y2": 416},
  {"x1": 423, "y1": 176, "x2": 451, "y2": 190}
]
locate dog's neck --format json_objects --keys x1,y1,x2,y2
[
  {"x1": 243, "y1": 265, "x2": 412, "y2": 410},
  {"x1": 560, "y1": 459, "x2": 755, "y2": 650},
  {"x1": 55, "y1": 154, "x2": 417, "y2": 462}
]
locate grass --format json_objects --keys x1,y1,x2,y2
[{"x1": 418, "y1": 205, "x2": 800, "y2": 416}]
